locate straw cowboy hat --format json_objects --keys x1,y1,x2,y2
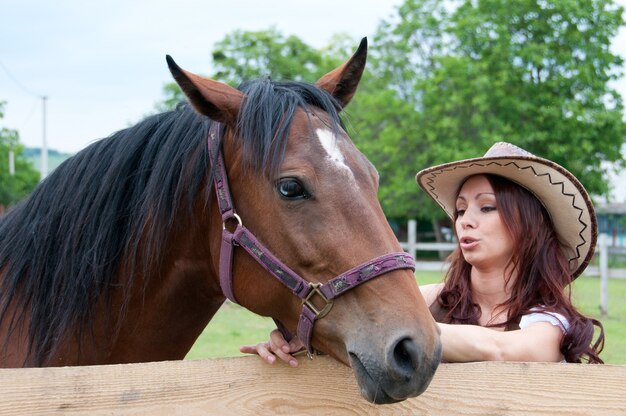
[{"x1": 415, "y1": 141, "x2": 597, "y2": 279}]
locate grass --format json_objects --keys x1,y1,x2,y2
[
  {"x1": 185, "y1": 302, "x2": 275, "y2": 359},
  {"x1": 186, "y1": 271, "x2": 626, "y2": 364},
  {"x1": 570, "y1": 276, "x2": 626, "y2": 364}
]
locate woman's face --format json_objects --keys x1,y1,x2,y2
[{"x1": 454, "y1": 175, "x2": 515, "y2": 272}]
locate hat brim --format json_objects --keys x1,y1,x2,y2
[{"x1": 416, "y1": 155, "x2": 597, "y2": 280}]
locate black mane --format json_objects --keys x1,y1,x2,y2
[{"x1": 0, "y1": 77, "x2": 343, "y2": 365}]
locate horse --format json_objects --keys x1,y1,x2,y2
[{"x1": 0, "y1": 38, "x2": 441, "y2": 404}]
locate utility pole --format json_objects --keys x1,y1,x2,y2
[
  {"x1": 8, "y1": 146, "x2": 14, "y2": 176},
  {"x1": 40, "y1": 95, "x2": 48, "y2": 180},
  {"x1": 0, "y1": 61, "x2": 48, "y2": 179}
]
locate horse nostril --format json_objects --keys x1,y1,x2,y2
[{"x1": 390, "y1": 337, "x2": 419, "y2": 380}]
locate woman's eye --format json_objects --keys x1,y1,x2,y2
[
  {"x1": 455, "y1": 208, "x2": 465, "y2": 217},
  {"x1": 481, "y1": 206, "x2": 496, "y2": 213},
  {"x1": 277, "y1": 178, "x2": 310, "y2": 200}
]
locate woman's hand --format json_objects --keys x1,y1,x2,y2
[{"x1": 240, "y1": 329, "x2": 305, "y2": 367}]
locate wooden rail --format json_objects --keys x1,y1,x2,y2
[{"x1": 1, "y1": 356, "x2": 624, "y2": 415}]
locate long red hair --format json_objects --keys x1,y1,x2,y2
[{"x1": 437, "y1": 174, "x2": 604, "y2": 363}]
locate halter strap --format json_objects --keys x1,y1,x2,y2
[{"x1": 207, "y1": 123, "x2": 416, "y2": 352}]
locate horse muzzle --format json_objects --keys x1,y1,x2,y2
[{"x1": 348, "y1": 333, "x2": 442, "y2": 404}]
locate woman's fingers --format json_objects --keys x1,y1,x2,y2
[
  {"x1": 269, "y1": 337, "x2": 298, "y2": 367},
  {"x1": 269, "y1": 330, "x2": 305, "y2": 353},
  {"x1": 239, "y1": 344, "x2": 258, "y2": 355},
  {"x1": 289, "y1": 337, "x2": 305, "y2": 352},
  {"x1": 268, "y1": 330, "x2": 302, "y2": 367},
  {"x1": 239, "y1": 330, "x2": 305, "y2": 367},
  {"x1": 269, "y1": 329, "x2": 292, "y2": 353},
  {"x1": 239, "y1": 342, "x2": 276, "y2": 364}
]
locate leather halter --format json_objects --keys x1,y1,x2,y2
[{"x1": 208, "y1": 123, "x2": 416, "y2": 353}]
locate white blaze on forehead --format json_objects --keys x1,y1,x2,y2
[
  {"x1": 316, "y1": 128, "x2": 348, "y2": 167},
  {"x1": 315, "y1": 127, "x2": 358, "y2": 187},
  {"x1": 316, "y1": 128, "x2": 344, "y2": 162}
]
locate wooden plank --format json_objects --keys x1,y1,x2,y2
[{"x1": 0, "y1": 356, "x2": 624, "y2": 415}]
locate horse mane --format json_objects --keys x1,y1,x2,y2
[
  {"x1": 0, "y1": 105, "x2": 211, "y2": 365},
  {"x1": 0, "y1": 77, "x2": 343, "y2": 366}
]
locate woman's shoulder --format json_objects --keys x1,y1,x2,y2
[
  {"x1": 519, "y1": 308, "x2": 570, "y2": 333},
  {"x1": 419, "y1": 283, "x2": 444, "y2": 306}
]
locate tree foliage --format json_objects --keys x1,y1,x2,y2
[
  {"x1": 154, "y1": 1, "x2": 626, "y2": 225},
  {"x1": 357, "y1": 0, "x2": 626, "y2": 220},
  {"x1": 211, "y1": 27, "x2": 327, "y2": 85},
  {"x1": 0, "y1": 101, "x2": 40, "y2": 207},
  {"x1": 155, "y1": 29, "x2": 354, "y2": 112}
]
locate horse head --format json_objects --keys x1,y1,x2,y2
[{"x1": 167, "y1": 38, "x2": 442, "y2": 404}]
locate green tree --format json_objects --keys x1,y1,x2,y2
[
  {"x1": 211, "y1": 27, "x2": 327, "y2": 85},
  {"x1": 345, "y1": 0, "x2": 446, "y2": 220},
  {"x1": 153, "y1": 9, "x2": 625, "y2": 232},
  {"x1": 155, "y1": 28, "x2": 353, "y2": 112},
  {"x1": 354, "y1": 0, "x2": 626, "y2": 222},
  {"x1": 153, "y1": 82, "x2": 186, "y2": 113},
  {"x1": 0, "y1": 101, "x2": 40, "y2": 207}
]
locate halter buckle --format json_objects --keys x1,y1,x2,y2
[
  {"x1": 303, "y1": 283, "x2": 333, "y2": 319},
  {"x1": 222, "y1": 213, "x2": 242, "y2": 231}
]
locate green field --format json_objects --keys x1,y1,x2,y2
[{"x1": 187, "y1": 272, "x2": 626, "y2": 364}]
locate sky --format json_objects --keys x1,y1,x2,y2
[{"x1": 1, "y1": 0, "x2": 625, "y2": 200}]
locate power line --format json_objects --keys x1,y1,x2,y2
[
  {"x1": 0, "y1": 60, "x2": 48, "y2": 180},
  {"x1": 0, "y1": 60, "x2": 44, "y2": 98},
  {"x1": 19, "y1": 97, "x2": 40, "y2": 126}
]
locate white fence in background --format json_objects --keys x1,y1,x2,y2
[
  {"x1": 400, "y1": 220, "x2": 626, "y2": 315},
  {"x1": 399, "y1": 220, "x2": 455, "y2": 271}
]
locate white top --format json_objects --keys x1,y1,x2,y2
[{"x1": 519, "y1": 310, "x2": 569, "y2": 333}]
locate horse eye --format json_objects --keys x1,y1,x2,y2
[{"x1": 277, "y1": 178, "x2": 310, "y2": 200}]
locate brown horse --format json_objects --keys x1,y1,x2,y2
[{"x1": 0, "y1": 39, "x2": 441, "y2": 403}]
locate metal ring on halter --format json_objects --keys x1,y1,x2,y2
[
  {"x1": 222, "y1": 213, "x2": 243, "y2": 230},
  {"x1": 302, "y1": 282, "x2": 334, "y2": 319},
  {"x1": 292, "y1": 348, "x2": 324, "y2": 360}
]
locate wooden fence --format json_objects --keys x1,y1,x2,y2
[{"x1": 1, "y1": 356, "x2": 624, "y2": 415}]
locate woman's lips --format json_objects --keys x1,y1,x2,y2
[{"x1": 459, "y1": 237, "x2": 479, "y2": 250}]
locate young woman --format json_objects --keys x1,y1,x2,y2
[{"x1": 241, "y1": 142, "x2": 604, "y2": 364}]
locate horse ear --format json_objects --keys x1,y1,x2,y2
[
  {"x1": 315, "y1": 37, "x2": 367, "y2": 108},
  {"x1": 166, "y1": 55, "x2": 242, "y2": 125}
]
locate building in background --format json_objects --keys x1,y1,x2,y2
[{"x1": 597, "y1": 202, "x2": 626, "y2": 246}]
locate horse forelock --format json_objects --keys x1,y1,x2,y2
[
  {"x1": 235, "y1": 78, "x2": 344, "y2": 178},
  {"x1": 0, "y1": 104, "x2": 212, "y2": 365}
]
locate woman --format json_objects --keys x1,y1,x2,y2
[{"x1": 241, "y1": 142, "x2": 604, "y2": 364}]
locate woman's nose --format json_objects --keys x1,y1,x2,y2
[
  {"x1": 459, "y1": 212, "x2": 476, "y2": 229},
  {"x1": 460, "y1": 220, "x2": 474, "y2": 229}
]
